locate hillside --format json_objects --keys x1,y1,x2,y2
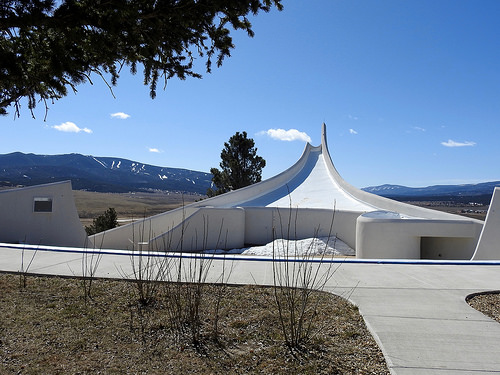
[
  {"x1": 0, "y1": 152, "x2": 212, "y2": 194},
  {"x1": 1, "y1": 152, "x2": 498, "y2": 203},
  {"x1": 362, "y1": 181, "x2": 500, "y2": 204}
]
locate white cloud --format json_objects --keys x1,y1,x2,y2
[
  {"x1": 148, "y1": 147, "x2": 161, "y2": 153},
  {"x1": 413, "y1": 126, "x2": 426, "y2": 132},
  {"x1": 259, "y1": 128, "x2": 311, "y2": 142},
  {"x1": 441, "y1": 139, "x2": 476, "y2": 147},
  {"x1": 349, "y1": 128, "x2": 358, "y2": 135},
  {"x1": 110, "y1": 112, "x2": 130, "y2": 119},
  {"x1": 52, "y1": 121, "x2": 92, "y2": 134},
  {"x1": 348, "y1": 115, "x2": 359, "y2": 120}
]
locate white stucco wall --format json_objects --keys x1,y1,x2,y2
[
  {"x1": 356, "y1": 211, "x2": 482, "y2": 259},
  {"x1": 91, "y1": 206, "x2": 245, "y2": 252},
  {"x1": 151, "y1": 208, "x2": 245, "y2": 252},
  {"x1": 91, "y1": 205, "x2": 199, "y2": 250},
  {"x1": 0, "y1": 181, "x2": 89, "y2": 247},
  {"x1": 471, "y1": 187, "x2": 500, "y2": 260},
  {"x1": 243, "y1": 207, "x2": 361, "y2": 248}
]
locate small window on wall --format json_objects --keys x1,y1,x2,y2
[{"x1": 34, "y1": 197, "x2": 53, "y2": 212}]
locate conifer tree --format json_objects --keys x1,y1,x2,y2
[
  {"x1": 85, "y1": 207, "x2": 119, "y2": 235},
  {"x1": 208, "y1": 131, "x2": 265, "y2": 196},
  {"x1": 1, "y1": 0, "x2": 283, "y2": 117}
]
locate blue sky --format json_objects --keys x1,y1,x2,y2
[{"x1": 1, "y1": 0, "x2": 499, "y2": 188}]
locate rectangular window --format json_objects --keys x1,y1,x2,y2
[{"x1": 34, "y1": 197, "x2": 52, "y2": 212}]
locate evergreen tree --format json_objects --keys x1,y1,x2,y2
[
  {"x1": 1, "y1": 0, "x2": 283, "y2": 117},
  {"x1": 207, "y1": 131, "x2": 265, "y2": 197},
  {"x1": 85, "y1": 207, "x2": 119, "y2": 236}
]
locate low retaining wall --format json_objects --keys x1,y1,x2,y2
[
  {"x1": 91, "y1": 205, "x2": 359, "y2": 252},
  {"x1": 90, "y1": 204, "x2": 484, "y2": 260},
  {"x1": 91, "y1": 206, "x2": 200, "y2": 250}
]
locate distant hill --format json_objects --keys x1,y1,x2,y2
[
  {"x1": 2, "y1": 152, "x2": 498, "y2": 202},
  {"x1": 0, "y1": 152, "x2": 212, "y2": 194},
  {"x1": 362, "y1": 182, "x2": 500, "y2": 204}
]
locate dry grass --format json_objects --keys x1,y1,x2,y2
[
  {"x1": 0, "y1": 273, "x2": 388, "y2": 374},
  {"x1": 404, "y1": 201, "x2": 488, "y2": 221},
  {"x1": 73, "y1": 190, "x2": 202, "y2": 219}
]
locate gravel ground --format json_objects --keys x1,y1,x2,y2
[{"x1": 468, "y1": 291, "x2": 500, "y2": 323}]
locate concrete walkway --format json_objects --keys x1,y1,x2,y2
[{"x1": 1, "y1": 243, "x2": 500, "y2": 374}]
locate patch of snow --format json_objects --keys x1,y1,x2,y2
[
  {"x1": 363, "y1": 211, "x2": 414, "y2": 220},
  {"x1": 117, "y1": 218, "x2": 137, "y2": 223},
  {"x1": 131, "y1": 163, "x2": 142, "y2": 173},
  {"x1": 93, "y1": 157, "x2": 108, "y2": 168},
  {"x1": 205, "y1": 236, "x2": 354, "y2": 257}
]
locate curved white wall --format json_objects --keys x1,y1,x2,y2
[{"x1": 356, "y1": 211, "x2": 482, "y2": 259}]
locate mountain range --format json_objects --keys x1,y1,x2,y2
[
  {"x1": 0, "y1": 152, "x2": 498, "y2": 202},
  {"x1": 362, "y1": 182, "x2": 500, "y2": 204},
  {"x1": 0, "y1": 152, "x2": 212, "y2": 194}
]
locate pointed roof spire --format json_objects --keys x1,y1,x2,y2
[{"x1": 321, "y1": 122, "x2": 329, "y2": 154}]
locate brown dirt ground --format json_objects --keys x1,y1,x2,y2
[{"x1": 0, "y1": 273, "x2": 389, "y2": 374}]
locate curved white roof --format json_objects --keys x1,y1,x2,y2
[
  {"x1": 237, "y1": 145, "x2": 375, "y2": 211},
  {"x1": 198, "y1": 124, "x2": 475, "y2": 221}
]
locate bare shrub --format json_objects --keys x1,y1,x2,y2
[
  {"x1": 120, "y1": 218, "x2": 172, "y2": 344},
  {"x1": 127, "y1": 218, "x2": 167, "y2": 307},
  {"x1": 161, "y1": 215, "x2": 230, "y2": 348},
  {"x1": 210, "y1": 252, "x2": 234, "y2": 342},
  {"x1": 123, "y1": 210, "x2": 232, "y2": 350},
  {"x1": 80, "y1": 236, "x2": 103, "y2": 303},
  {"x1": 272, "y1": 202, "x2": 340, "y2": 356},
  {"x1": 19, "y1": 240, "x2": 38, "y2": 288}
]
